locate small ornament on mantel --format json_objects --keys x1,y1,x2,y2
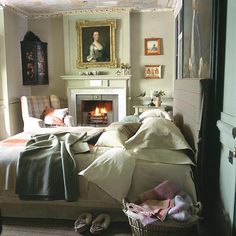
[{"x1": 120, "y1": 63, "x2": 131, "y2": 75}]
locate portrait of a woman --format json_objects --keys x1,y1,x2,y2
[
  {"x1": 76, "y1": 19, "x2": 116, "y2": 68},
  {"x1": 87, "y1": 31, "x2": 107, "y2": 62}
]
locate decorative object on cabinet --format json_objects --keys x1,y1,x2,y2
[
  {"x1": 144, "y1": 38, "x2": 161, "y2": 55},
  {"x1": 76, "y1": 19, "x2": 117, "y2": 68},
  {"x1": 21, "y1": 31, "x2": 48, "y2": 85},
  {"x1": 144, "y1": 65, "x2": 161, "y2": 79}
]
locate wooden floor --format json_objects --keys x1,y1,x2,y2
[
  {"x1": 1, "y1": 217, "x2": 214, "y2": 236},
  {"x1": 1, "y1": 217, "x2": 132, "y2": 236}
]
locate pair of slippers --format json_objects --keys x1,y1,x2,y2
[{"x1": 74, "y1": 212, "x2": 111, "y2": 235}]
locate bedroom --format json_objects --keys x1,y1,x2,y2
[{"x1": 0, "y1": 0, "x2": 235, "y2": 235}]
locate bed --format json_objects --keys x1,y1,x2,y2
[{"x1": 0, "y1": 108, "x2": 198, "y2": 222}]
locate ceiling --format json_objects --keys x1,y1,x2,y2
[{"x1": 0, "y1": 0, "x2": 177, "y2": 17}]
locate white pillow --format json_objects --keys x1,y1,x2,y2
[
  {"x1": 139, "y1": 109, "x2": 173, "y2": 121},
  {"x1": 79, "y1": 148, "x2": 135, "y2": 202},
  {"x1": 125, "y1": 117, "x2": 191, "y2": 151},
  {"x1": 95, "y1": 122, "x2": 141, "y2": 147},
  {"x1": 43, "y1": 108, "x2": 68, "y2": 126},
  {"x1": 52, "y1": 108, "x2": 68, "y2": 119}
]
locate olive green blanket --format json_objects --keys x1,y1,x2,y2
[{"x1": 16, "y1": 132, "x2": 88, "y2": 201}]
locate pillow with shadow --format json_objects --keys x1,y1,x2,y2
[
  {"x1": 95, "y1": 122, "x2": 141, "y2": 147},
  {"x1": 83, "y1": 130, "x2": 104, "y2": 145},
  {"x1": 139, "y1": 109, "x2": 173, "y2": 121},
  {"x1": 120, "y1": 115, "x2": 141, "y2": 123}
]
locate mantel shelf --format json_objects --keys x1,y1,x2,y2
[{"x1": 61, "y1": 75, "x2": 131, "y2": 80}]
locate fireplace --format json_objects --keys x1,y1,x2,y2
[
  {"x1": 77, "y1": 94, "x2": 118, "y2": 126},
  {"x1": 69, "y1": 87, "x2": 127, "y2": 126}
]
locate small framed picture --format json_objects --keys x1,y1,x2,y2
[
  {"x1": 144, "y1": 38, "x2": 161, "y2": 55},
  {"x1": 144, "y1": 65, "x2": 161, "y2": 79}
]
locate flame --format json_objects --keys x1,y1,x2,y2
[{"x1": 92, "y1": 107, "x2": 107, "y2": 116}]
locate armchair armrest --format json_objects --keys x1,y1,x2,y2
[
  {"x1": 64, "y1": 115, "x2": 75, "y2": 127},
  {"x1": 23, "y1": 117, "x2": 45, "y2": 131}
]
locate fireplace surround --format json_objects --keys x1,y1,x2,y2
[
  {"x1": 61, "y1": 75, "x2": 131, "y2": 126},
  {"x1": 69, "y1": 87, "x2": 127, "y2": 126}
]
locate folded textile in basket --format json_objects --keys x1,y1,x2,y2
[
  {"x1": 127, "y1": 199, "x2": 174, "y2": 223},
  {"x1": 126, "y1": 180, "x2": 196, "y2": 226},
  {"x1": 139, "y1": 180, "x2": 180, "y2": 202}
]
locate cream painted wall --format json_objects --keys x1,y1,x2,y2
[
  {"x1": 28, "y1": 17, "x2": 66, "y2": 97},
  {"x1": 130, "y1": 12, "x2": 175, "y2": 108},
  {"x1": 0, "y1": 8, "x2": 28, "y2": 138},
  {"x1": 4, "y1": 9, "x2": 29, "y2": 99},
  {"x1": 0, "y1": 8, "x2": 175, "y2": 137},
  {"x1": 63, "y1": 10, "x2": 130, "y2": 76}
]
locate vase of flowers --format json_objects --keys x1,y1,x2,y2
[
  {"x1": 120, "y1": 63, "x2": 131, "y2": 75},
  {"x1": 153, "y1": 90, "x2": 165, "y2": 107}
]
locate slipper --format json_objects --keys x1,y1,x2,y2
[
  {"x1": 90, "y1": 213, "x2": 111, "y2": 235},
  {"x1": 74, "y1": 212, "x2": 92, "y2": 233}
]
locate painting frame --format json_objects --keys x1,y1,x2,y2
[
  {"x1": 144, "y1": 38, "x2": 161, "y2": 55},
  {"x1": 144, "y1": 65, "x2": 161, "y2": 79},
  {"x1": 76, "y1": 19, "x2": 117, "y2": 68}
]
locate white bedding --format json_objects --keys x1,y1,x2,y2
[{"x1": 0, "y1": 119, "x2": 197, "y2": 219}]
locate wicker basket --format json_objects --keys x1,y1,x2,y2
[{"x1": 123, "y1": 199, "x2": 198, "y2": 236}]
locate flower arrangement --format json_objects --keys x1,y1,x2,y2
[
  {"x1": 120, "y1": 63, "x2": 131, "y2": 70},
  {"x1": 153, "y1": 90, "x2": 165, "y2": 97},
  {"x1": 116, "y1": 63, "x2": 131, "y2": 75}
]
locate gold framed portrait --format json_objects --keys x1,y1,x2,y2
[
  {"x1": 144, "y1": 38, "x2": 161, "y2": 55},
  {"x1": 144, "y1": 65, "x2": 162, "y2": 79},
  {"x1": 76, "y1": 19, "x2": 117, "y2": 68}
]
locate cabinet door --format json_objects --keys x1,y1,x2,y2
[
  {"x1": 21, "y1": 42, "x2": 38, "y2": 85},
  {"x1": 217, "y1": 0, "x2": 236, "y2": 235},
  {"x1": 36, "y1": 42, "x2": 48, "y2": 85},
  {"x1": 21, "y1": 41, "x2": 48, "y2": 85}
]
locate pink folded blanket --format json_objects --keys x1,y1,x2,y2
[{"x1": 139, "y1": 180, "x2": 180, "y2": 202}]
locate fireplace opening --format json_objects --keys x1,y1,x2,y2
[
  {"x1": 76, "y1": 94, "x2": 119, "y2": 126},
  {"x1": 82, "y1": 100, "x2": 113, "y2": 125}
]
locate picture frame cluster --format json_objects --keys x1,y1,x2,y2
[{"x1": 144, "y1": 38, "x2": 162, "y2": 79}]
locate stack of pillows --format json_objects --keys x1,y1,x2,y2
[{"x1": 93, "y1": 109, "x2": 174, "y2": 148}]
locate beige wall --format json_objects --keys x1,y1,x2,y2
[
  {"x1": 0, "y1": 8, "x2": 28, "y2": 138},
  {"x1": 28, "y1": 17, "x2": 66, "y2": 97},
  {"x1": 63, "y1": 10, "x2": 130, "y2": 76},
  {"x1": 0, "y1": 8, "x2": 175, "y2": 138},
  {"x1": 130, "y1": 12, "x2": 175, "y2": 108}
]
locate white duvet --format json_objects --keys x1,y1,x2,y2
[
  {"x1": 79, "y1": 117, "x2": 196, "y2": 202},
  {"x1": 79, "y1": 147, "x2": 195, "y2": 202}
]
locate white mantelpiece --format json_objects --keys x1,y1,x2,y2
[
  {"x1": 61, "y1": 74, "x2": 131, "y2": 125},
  {"x1": 61, "y1": 75, "x2": 131, "y2": 80}
]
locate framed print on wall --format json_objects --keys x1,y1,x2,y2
[
  {"x1": 144, "y1": 38, "x2": 161, "y2": 55},
  {"x1": 76, "y1": 19, "x2": 117, "y2": 68},
  {"x1": 144, "y1": 65, "x2": 162, "y2": 79}
]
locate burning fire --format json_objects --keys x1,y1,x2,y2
[{"x1": 92, "y1": 107, "x2": 107, "y2": 116}]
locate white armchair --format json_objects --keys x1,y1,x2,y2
[{"x1": 21, "y1": 95, "x2": 74, "y2": 131}]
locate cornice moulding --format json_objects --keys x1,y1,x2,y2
[{"x1": 1, "y1": 4, "x2": 174, "y2": 19}]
